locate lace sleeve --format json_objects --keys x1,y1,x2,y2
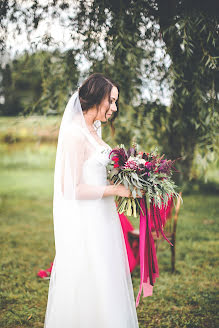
[{"x1": 61, "y1": 125, "x2": 107, "y2": 200}]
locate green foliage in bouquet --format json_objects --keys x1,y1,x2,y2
[{"x1": 107, "y1": 143, "x2": 182, "y2": 217}]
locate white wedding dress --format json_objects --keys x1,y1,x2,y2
[{"x1": 43, "y1": 92, "x2": 139, "y2": 328}]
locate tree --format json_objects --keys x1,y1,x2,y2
[
  {"x1": 36, "y1": 49, "x2": 80, "y2": 115},
  {"x1": 155, "y1": 0, "x2": 219, "y2": 184},
  {"x1": 71, "y1": 0, "x2": 218, "y2": 184},
  {"x1": 0, "y1": 0, "x2": 218, "y2": 185},
  {"x1": 0, "y1": 49, "x2": 80, "y2": 116},
  {"x1": 0, "y1": 53, "x2": 42, "y2": 115}
]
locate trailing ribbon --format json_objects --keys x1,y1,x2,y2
[
  {"x1": 136, "y1": 197, "x2": 173, "y2": 307},
  {"x1": 150, "y1": 197, "x2": 173, "y2": 230}
]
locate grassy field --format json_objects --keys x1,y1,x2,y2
[{"x1": 0, "y1": 117, "x2": 219, "y2": 328}]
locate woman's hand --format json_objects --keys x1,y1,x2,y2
[
  {"x1": 114, "y1": 184, "x2": 132, "y2": 198},
  {"x1": 104, "y1": 180, "x2": 145, "y2": 198},
  {"x1": 114, "y1": 184, "x2": 146, "y2": 198}
]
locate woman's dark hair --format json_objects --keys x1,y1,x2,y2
[{"x1": 78, "y1": 73, "x2": 119, "y2": 134}]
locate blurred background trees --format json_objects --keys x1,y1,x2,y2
[
  {"x1": 0, "y1": 0, "x2": 218, "y2": 187},
  {"x1": 0, "y1": 52, "x2": 42, "y2": 116}
]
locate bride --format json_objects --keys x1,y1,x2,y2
[{"x1": 44, "y1": 73, "x2": 139, "y2": 328}]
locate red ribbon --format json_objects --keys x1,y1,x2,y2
[{"x1": 136, "y1": 197, "x2": 172, "y2": 307}]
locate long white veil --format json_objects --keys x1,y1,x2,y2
[
  {"x1": 53, "y1": 90, "x2": 103, "y2": 201},
  {"x1": 44, "y1": 90, "x2": 107, "y2": 327}
]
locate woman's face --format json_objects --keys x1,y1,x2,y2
[{"x1": 96, "y1": 86, "x2": 118, "y2": 122}]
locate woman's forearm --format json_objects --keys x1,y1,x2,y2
[
  {"x1": 75, "y1": 183, "x2": 130, "y2": 199},
  {"x1": 73, "y1": 183, "x2": 117, "y2": 200}
]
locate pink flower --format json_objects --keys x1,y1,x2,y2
[
  {"x1": 144, "y1": 161, "x2": 151, "y2": 168},
  {"x1": 37, "y1": 270, "x2": 48, "y2": 278},
  {"x1": 114, "y1": 163, "x2": 120, "y2": 168},
  {"x1": 125, "y1": 160, "x2": 138, "y2": 170},
  {"x1": 112, "y1": 156, "x2": 119, "y2": 162},
  {"x1": 138, "y1": 151, "x2": 143, "y2": 156}
]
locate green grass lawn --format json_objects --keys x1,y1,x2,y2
[{"x1": 0, "y1": 137, "x2": 219, "y2": 327}]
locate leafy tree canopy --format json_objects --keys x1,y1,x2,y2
[{"x1": 0, "y1": 0, "x2": 218, "y2": 186}]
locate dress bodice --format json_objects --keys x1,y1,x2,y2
[
  {"x1": 76, "y1": 125, "x2": 112, "y2": 186},
  {"x1": 82, "y1": 145, "x2": 112, "y2": 186}
]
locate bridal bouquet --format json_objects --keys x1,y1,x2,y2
[
  {"x1": 107, "y1": 142, "x2": 182, "y2": 307},
  {"x1": 107, "y1": 143, "x2": 181, "y2": 217}
]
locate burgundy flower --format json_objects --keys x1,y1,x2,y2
[
  {"x1": 159, "y1": 159, "x2": 175, "y2": 175},
  {"x1": 144, "y1": 161, "x2": 152, "y2": 170},
  {"x1": 127, "y1": 147, "x2": 137, "y2": 158},
  {"x1": 137, "y1": 163, "x2": 145, "y2": 172},
  {"x1": 109, "y1": 148, "x2": 128, "y2": 165}
]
